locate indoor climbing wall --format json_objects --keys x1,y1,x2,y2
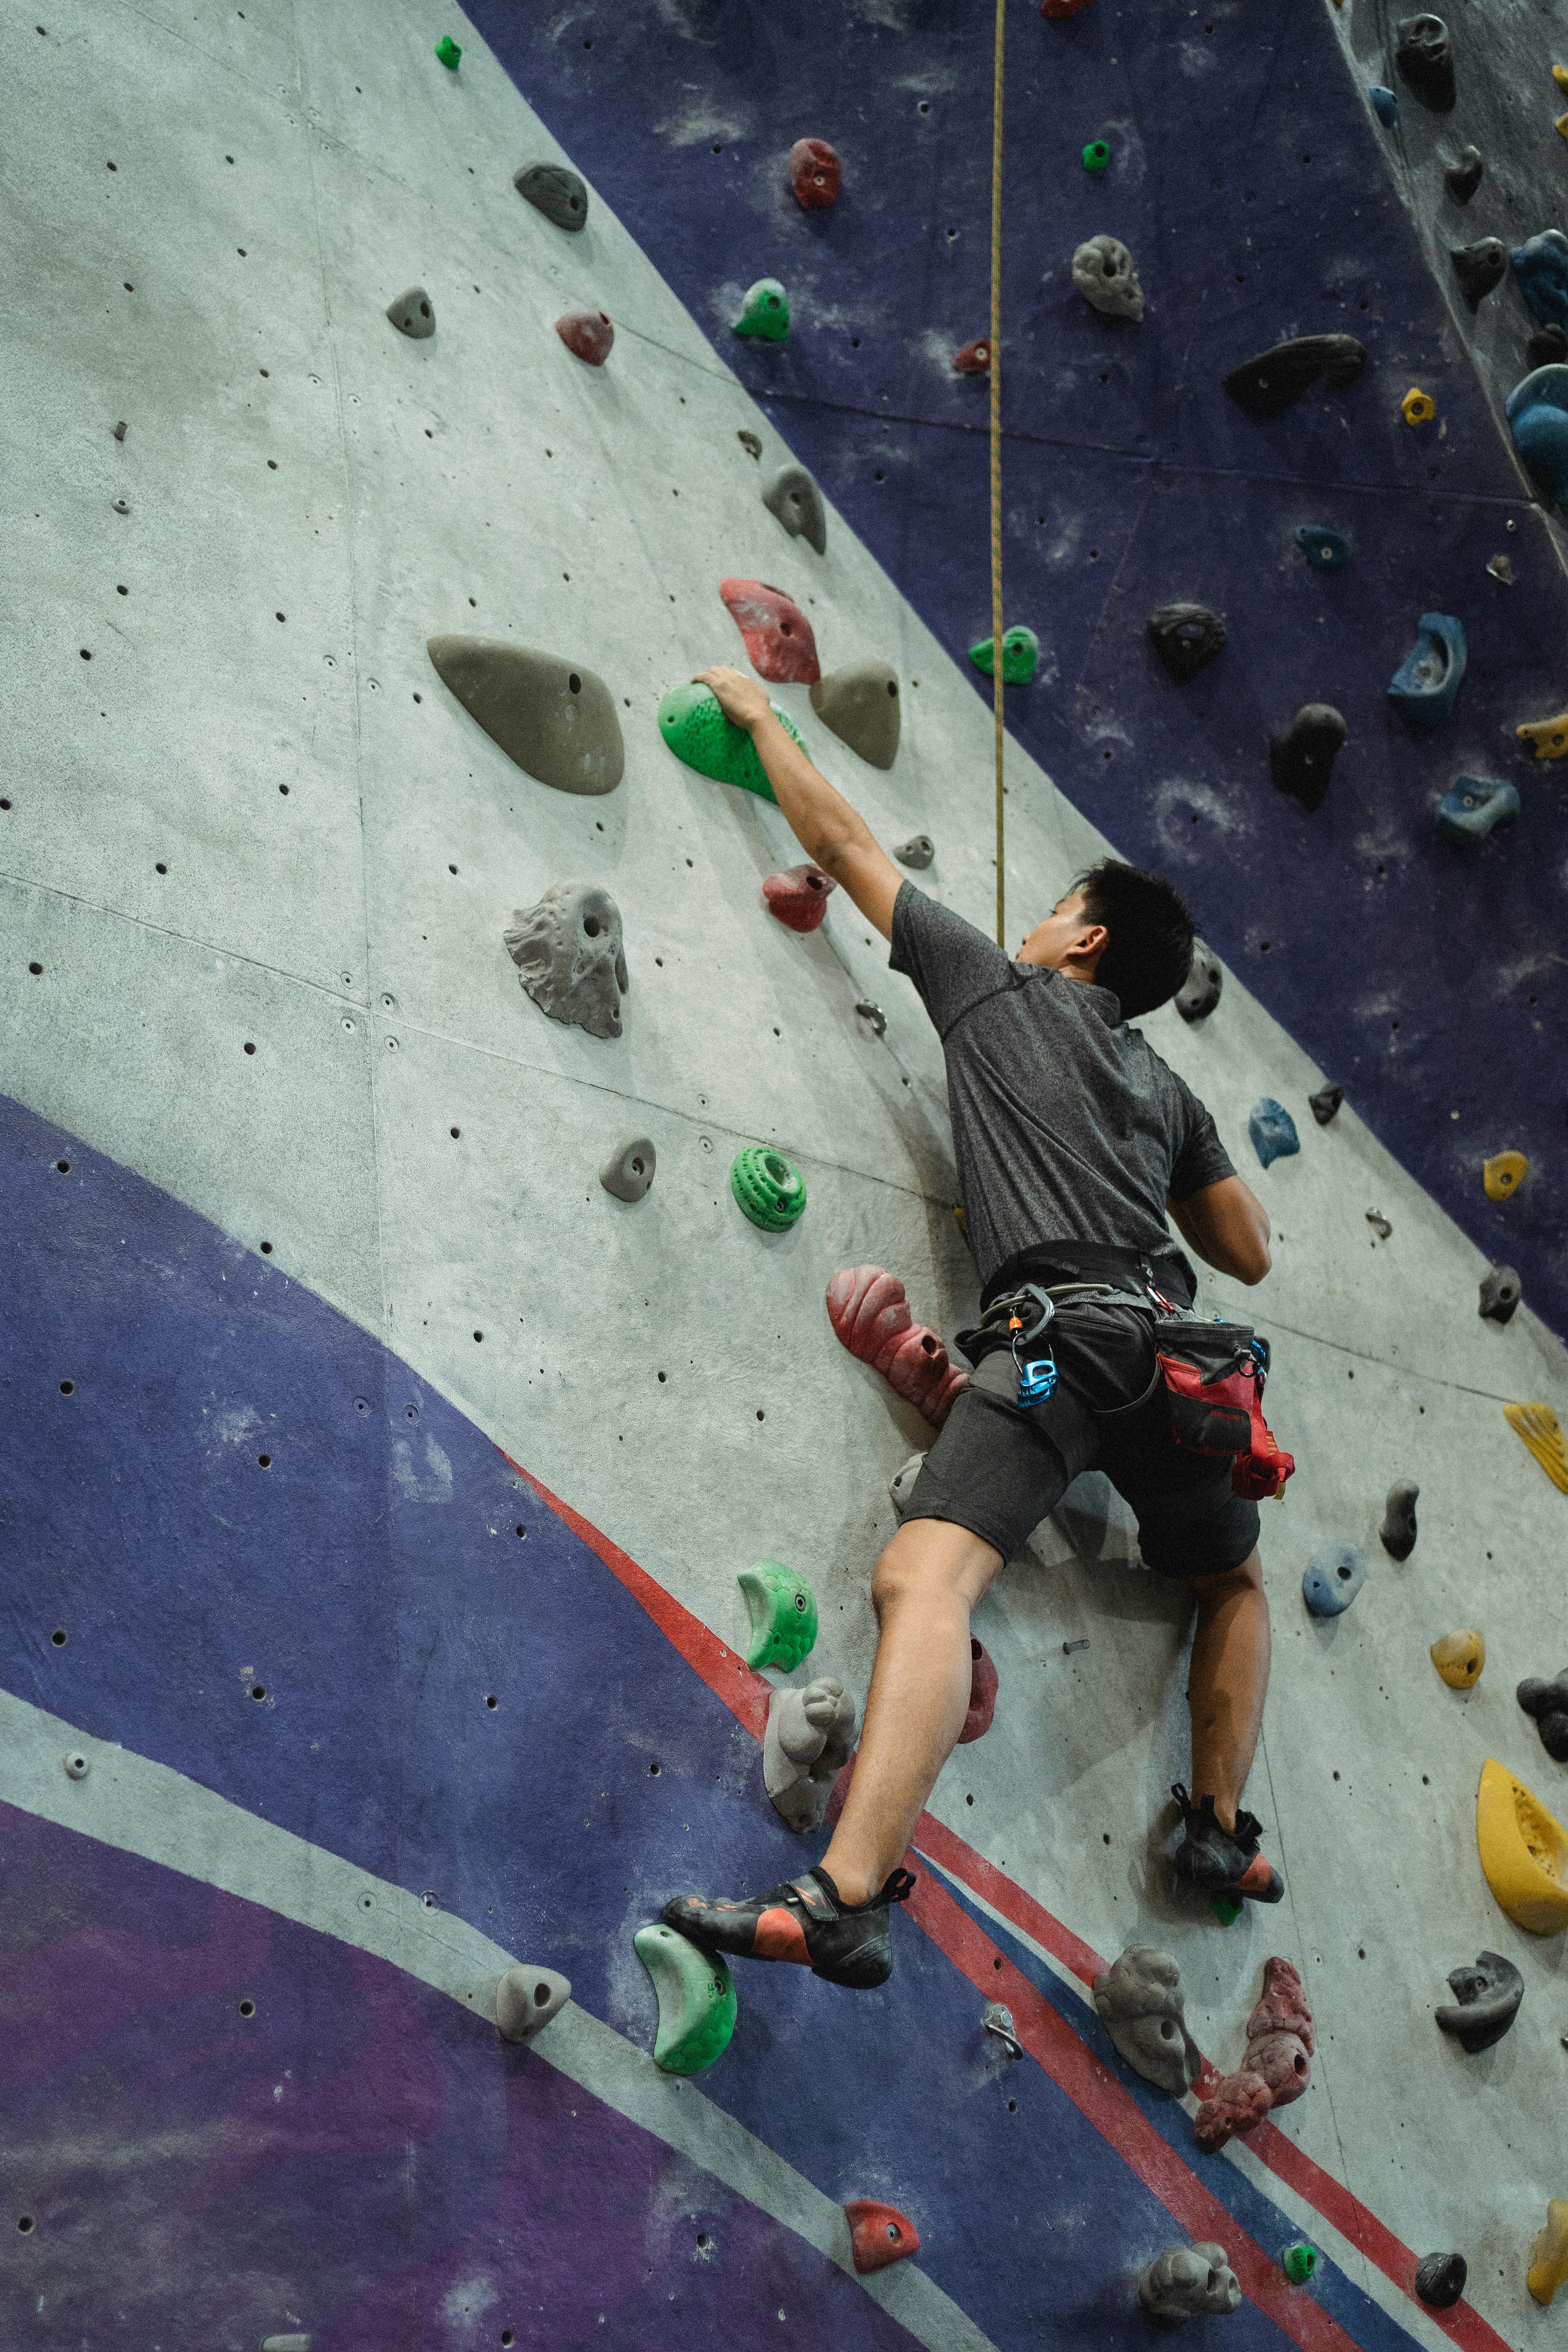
[{"x1": 2, "y1": 3, "x2": 1568, "y2": 2350}]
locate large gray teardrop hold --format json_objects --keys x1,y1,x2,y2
[
  {"x1": 514, "y1": 162, "x2": 588, "y2": 229},
  {"x1": 505, "y1": 882, "x2": 628, "y2": 1040},
  {"x1": 894, "y1": 833, "x2": 935, "y2": 869},
  {"x1": 762, "y1": 463, "x2": 827, "y2": 555},
  {"x1": 599, "y1": 1133, "x2": 655, "y2": 1201},
  {"x1": 1478, "y1": 1263, "x2": 1520, "y2": 1323},
  {"x1": 495, "y1": 1963, "x2": 572, "y2": 2042},
  {"x1": 426, "y1": 638, "x2": 624, "y2": 796},
  {"x1": 1092, "y1": 1946, "x2": 1202, "y2": 2096},
  {"x1": 809, "y1": 662, "x2": 901, "y2": 768},
  {"x1": 1174, "y1": 940, "x2": 1222, "y2": 1023},
  {"x1": 386, "y1": 286, "x2": 434, "y2": 338}
]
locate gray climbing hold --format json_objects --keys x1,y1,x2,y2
[
  {"x1": 894, "y1": 833, "x2": 935, "y2": 869},
  {"x1": 1379, "y1": 1480, "x2": 1419, "y2": 1561},
  {"x1": 1435, "y1": 1952, "x2": 1523, "y2": 2053},
  {"x1": 599, "y1": 1134, "x2": 655, "y2": 1202},
  {"x1": 1139, "y1": 2245, "x2": 1242, "y2": 2321},
  {"x1": 1486, "y1": 555, "x2": 1515, "y2": 587},
  {"x1": 495, "y1": 1962, "x2": 572, "y2": 2042},
  {"x1": 1224, "y1": 335, "x2": 1366, "y2": 421},
  {"x1": 1092, "y1": 1947, "x2": 1202, "y2": 2096},
  {"x1": 855, "y1": 1000, "x2": 887, "y2": 1036},
  {"x1": 514, "y1": 162, "x2": 588, "y2": 229},
  {"x1": 504, "y1": 882, "x2": 628, "y2": 1040},
  {"x1": 763, "y1": 1676, "x2": 857, "y2": 1832},
  {"x1": 1478, "y1": 1263, "x2": 1521, "y2": 1324},
  {"x1": 1302, "y1": 1541, "x2": 1367, "y2": 1617},
  {"x1": 809, "y1": 662, "x2": 901, "y2": 769},
  {"x1": 1437, "y1": 778, "x2": 1519, "y2": 848},
  {"x1": 1308, "y1": 1082, "x2": 1343, "y2": 1125},
  {"x1": 1270, "y1": 705, "x2": 1346, "y2": 811},
  {"x1": 1444, "y1": 146, "x2": 1483, "y2": 203},
  {"x1": 1388, "y1": 613, "x2": 1466, "y2": 728},
  {"x1": 890, "y1": 1450, "x2": 926, "y2": 1516},
  {"x1": 62, "y1": 1751, "x2": 89, "y2": 1779},
  {"x1": 1174, "y1": 940, "x2": 1222, "y2": 1024},
  {"x1": 426, "y1": 639, "x2": 624, "y2": 796},
  {"x1": 983, "y1": 2000, "x2": 1023, "y2": 2059},
  {"x1": 1451, "y1": 239, "x2": 1506, "y2": 310},
  {"x1": 1071, "y1": 234, "x2": 1145, "y2": 320},
  {"x1": 1415, "y1": 2253, "x2": 1468, "y2": 2308},
  {"x1": 1249, "y1": 1098, "x2": 1299, "y2": 1169},
  {"x1": 1394, "y1": 13, "x2": 1455, "y2": 111},
  {"x1": 386, "y1": 286, "x2": 434, "y2": 338},
  {"x1": 762, "y1": 463, "x2": 827, "y2": 555},
  {"x1": 1366, "y1": 1208, "x2": 1392, "y2": 1240},
  {"x1": 1148, "y1": 604, "x2": 1227, "y2": 684},
  {"x1": 737, "y1": 429, "x2": 762, "y2": 459}
]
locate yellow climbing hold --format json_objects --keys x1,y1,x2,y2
[
  {"x1": 1477, "y1": 1758, "x2": 1568, "y2": 1934},
  {"x1": 1555, "y1": 64, "x2": 1568, "y2": 88},
  {"x1": 1400, "y1": 387, "x2": 1437, "y2": 426},
  {"x1": 1505, "y1": 1403, "x2": 1568, "y2": 1492},
  {"x1": 1431, "y1": 1629, "x2": 1485, "y2": 1690},
  {"x1": 1484, "y1": 1151, "x2": 1528, "y2": 1201},
  {"x1": 1529, "y1": 2202, "x2": 1568, "y2": 2306},
  {"x1": 1517, "y1": 712, "x2": 1568, "y2": 758}
]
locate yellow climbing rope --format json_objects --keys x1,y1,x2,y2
[{"x1": 989, "y1": 0, "x2": 1007, "y2": 946}]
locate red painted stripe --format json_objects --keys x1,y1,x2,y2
[{"x1": 913, "y1": 1809, "x2": 1105, "y2": 1985}]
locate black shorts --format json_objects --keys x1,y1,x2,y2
[{"x1": 903, "y1": 1299, "x2": 1261, "y2": 1580}]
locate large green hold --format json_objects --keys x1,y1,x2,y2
[
  {"x1": 969, "y1": 625, "x2": 1041, "y2": 685},
  {"x1": 657, "y1": 683, "x2": 805, "y2": 802},
  {"x1": 733, "y1": 277, "x2": 790, "y2": 340},
  {"x1": 738, "y1": 1560, "x2": 818, "y2": 1670},
  {"x1": 730, "y1": 1147, "x2": 807, "y2": 1234},
  {"x1": 633, "y1": 1925, "x2": 737, "y2": 2074}
]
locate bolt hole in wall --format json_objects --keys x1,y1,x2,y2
[{"x1": 238, "y1": 1999, "x2": 256, "y2": 2018}]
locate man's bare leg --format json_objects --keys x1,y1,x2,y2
[
  {"x1": 1185, "y1": 1548, "x2": 1269, "y2": 1834},
  {"x1": 818, "y1": 1517, "x2": 1004, "y2": 1904}
]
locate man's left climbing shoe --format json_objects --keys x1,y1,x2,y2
[
  {"x1": 661, "y1": 1864, "x2": 915, "y2": 1991},
  {"x1": 1171, "y1": 1786, "x2": 1285, "y2": 1904}
]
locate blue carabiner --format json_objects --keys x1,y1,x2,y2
[{"x1": 1016, "y1": 1355, "x2": 1058, "y2": 1406}]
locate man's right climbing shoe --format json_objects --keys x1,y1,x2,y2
[
  {"x1": 1171, "y1": 1786, "x2": 1285, "y2": 1904},
  {"x1": 661, "y1": 1864, "x2": 915, "y2": 1991}
]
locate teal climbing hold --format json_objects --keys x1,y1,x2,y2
[
  {"x1": 1388, "y1": 613, "x2": 1466, "y2": 729},
  {"x1": 434, "y1": 33, "x2": 461, "y2": 67},
  {"x1": 1082, "y1": 139, "x2": 1110, "y2": 172},
  {"x1": 1437, "y1": 778, "x2": 1520, "y2": 847},
  {"x1": 1295, "y1": 525, "x2": 1352, "y2": 573},
  {"x1": 733, "y1": 278, "x2": 790, "y2": 341},
  {"x1": 633, "y1": 1926, "x2": 737, "y2": 2074},
  {"x1": 656, "y1": 683, "x2": 805, "y2": 804},
  {"x1": 969, "y1": 626, "x2": 1040, "y2": 685},
  {"x1": 738, "y1": 1561, "x2": 819, "y2": 1669},
  {"x1": 730, "y1": 1147, "x2": 808, "y2": 1234},
  {"x1": 1369, "y1": 84, "x2": 1398, "y2": 126},
  {"x1": 1249, "y1": 1099, "x2": 1300, "y2": 1169}
]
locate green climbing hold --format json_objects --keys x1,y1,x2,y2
[
  {"x1": 434, "y1": 33, "x2": 462, "y2": 67},
  {"x1": 1210, "y1": 1891, "x2": 1243, "y2": 1927},
  {"x1": 657, "y1": 683, "x2": 806, "y2": 804},
  {"x1": 1281, "y1": 2244, "x2": 1320, "y2": 2287},
  {"x1": 733, "y1": 278, "x2": 790, "y2": 341},
  {"x1": 738, "y1": 1561, "x2": 818, "y2": 1670},
  {"x1": 730, "y1": 1147, "x2": 807, "y2": 1235},
  {"x1": 1082, "y1": 139, "x2": 1110, "y2": 171},
  {"x1": 633, "y1": 1925, "x2": 737, "y2": 2074},
  {"x1": 969, "y1": 626, "x2": 1040, "y2": 686}
]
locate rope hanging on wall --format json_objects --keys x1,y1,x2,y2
[{"x1": 989, "y1": 0, "x2": 1007, "y2": 946}]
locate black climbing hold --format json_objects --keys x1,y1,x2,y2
[
  {"x1": 426, "y1": 638, "x2": 624, "y2": 795},
  {"x1": 1174, "y1": 940, "x2": 1222, "y2": 1023},
  {"x1": 762, "y1": 463, "x2": 827, "y2": 555},
  {"x1": 1223, "y1": 336, "x2": 1366, "y2": 422},
  {"x1": 1478, "y1": 1263, "x2": 1521, "y2": 1324},
  {"x1": 1451, "y1": 239, "x2": 1506, "y2": 311},
  {"x1": 1414, "y1": 2254, "x2": 1467, "y2": 2310},
  {"x1": 1517, "y1": 1671, "x2": 1568, "y2": 1763},
  {"x1": 514, "y1": 162, "x2": 588, "y2": 229},
  {"x1": 1434, "y1": 1952, "x2": 1523, "y2": 2052},
  {"x1": 1147, "y1": 604, "x2": 1227, "y2": 684},
  {"x1": 1528, "y1": 325, "x2": 1568, "y2": 372},
  {"x1": 1269, "y1": 706, "x2": 1346, "y2": 811},
  {"x1": 1308, "y1": 1082, "x2": 1343, "y2": 1125},
  {"x1": 1379, "y1": 1480, "x2": 1418, "y2": 1561},
  {"x1": 1443, "y1": 145, "x2": 1483, "y2": 203},
  {"x1": 1394, "y1": 14, "x2": 1455, "y2": 111},
  {"x1": 893, "y1": 833, "x2": 934, "y2": 870},
  {"x1": 737, "y1": 430, "x2": 762, "y2": 459},
  {"x1": 386, "y1": 286, "x2": 435, "y2": 338}
]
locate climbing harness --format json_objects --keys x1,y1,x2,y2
[{"x1": 989, "y1": 0, "x2": 1006, "y2": 946}]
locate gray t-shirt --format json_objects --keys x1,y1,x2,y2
[{"x1": 890, "y1": 884, "x2": 1234, "y2": 1289}]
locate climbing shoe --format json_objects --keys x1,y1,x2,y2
[
  {"x1": 1171, "y1": 1786, "x2": 1284, "y2": 1904},
  {"x1": 661, "y1": 1864, "x2": 915, "y2": 1991}
]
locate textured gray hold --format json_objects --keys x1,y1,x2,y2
[
  {"x1": 1072, "y1": 234, "x2": 1145, "y2": 320},
  {"x1": 385, "y1": 286, "x2": 434, "y2": 338},
  {"x1": 763, "y1": 1677, "x2": 857, "y2": 1831},
  {"x1": 495, "y1": 1963, "x2": 572, "y2": 2043},
  {"x1": 762, "y1": 463, "x2": 827, "y2": 555},
  {"x1": 1478, "y1": 1263, "x2": 1521, "y2": 1323},
  {"x1": 599, "y1": 1133, "x2": 655, "y2": 1202},
  {"x1": 514, "y1": 162, "x2": 588, "y2": 229},
  {"x1": 426, "y1": 638, "x2": 624, "y2": 795},
  {"x1": 737, "y1": 429, "x2": 763, "y2": 459},
  {"x1": 1380, "y1": 1479, "x2": 1419, "y2": 1561},
  {"x1": 890, "y1": 1450, "x2": 927, "y2": 1516},
  {"x1": 1092, "y1": 1946, "x2": 1202, "y2": 2096},
  {"x1": 1174, "y1": 940, "x2": 1221, "y2": 1023},
  {"x1": 1138, "y1": 2245, "x2": 1242, "y2": 2321},
  {"x1": 1435, "y1": 1951, "x2": 1523, "y2": 2053},
  {"x1": 505, "y1": 882, "x2": 628, "y2": 1040},
  {"x1": 809, "y1": 661, "x2": 901, "y2": 768},
  {"x1": 894, "y1": 833, "x2": 935, "y2": 869}
]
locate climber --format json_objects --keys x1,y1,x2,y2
[{"x1": 663, "y1": 667, "x2": 1282, "y2": 1993}]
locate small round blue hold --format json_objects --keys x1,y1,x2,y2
[
  {"x1": 1506, "y1": 365, "x2": 1568, "y2": 512},
  {"x1": 1295, "y1": 525, "x2": 1352, "y2": 573},
  {"x1": 1437, "y1": 777, "x2": 1521, "y2": 847},
  {"x1": 1249, "y1": 1098, "x2": 1300, "y2": 1171},
  {"x1": 1369, "y1": 84, "x2": 1399, "y2": 127},
  {"x1": 1303, "y1": 1542, "x2": 1367, "y2": 1618}
]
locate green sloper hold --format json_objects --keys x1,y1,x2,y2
[
  {"x1": 731, "y1": 1147, "x2": 807, "y2": 1234},
  {"x1": 734, "y1": 278, "x2": 790, "y2": 341},
  {"x1": 969, "y1": 626, "x2": 1040, "y2": 685},
  {"x1": 633, "y1": 1926, "x2": 737, "y2": 2074},
  {"x1": 657, "y1": 683, "x2": 805, "y2": 803},
  {"x1": 427, "y1": 638, "x2": 624, "y2": 795},
  {"x1": 738, "y1": 1560, "x2": 818, "y2": 1670}
]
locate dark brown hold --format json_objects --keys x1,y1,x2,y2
[
  {"x1": 1308, "y1": 1082, "x2": 1343, "y2": 1125},
  {"x1": 1394, "y1": 13, "x2": 1455, "y2": 111},
  {"x1": 1414, "y1": 2254, "x2": 1467, "y2": 2309},
  {"x1": 1224, "y1": 336, "x2": 1367, "y2": 422},
  {"x1": 952, "y1": 338, "x2": 991, "y2": 374},
  {"x1": 1450, "y1": 238, "x2": 1505, "y2": 310},
  {"x1": 1148, "y1": 604, "x2": 1227, "y2": 683},
  {"x1": 1269, "y1": 705, "x2": 1346, "y2": 810}
]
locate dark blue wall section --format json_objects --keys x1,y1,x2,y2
[{"x1": 470, "y1": 0, "x2": 1568, "y2": 1338}]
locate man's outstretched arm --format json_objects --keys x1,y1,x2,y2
[
  {"x1": 1168, "y1": 1176, "x2": 1272, "y2": 1286},
  {"x1": 695, "y1": 664, "x2": 905, "y2": 939}
]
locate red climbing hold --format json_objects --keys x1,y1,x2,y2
[
  {"x1": 1194, "y1": 2069, "x2": 1273, "y2": 2155},
  {"x1": 958, "y1": 1639, "x2": 998, "y2": 1744},
  {"x1": 1040, "y1": 0, "x2": 1093, "y2": 15},
  {"x1": 952, "y1": 338, "x2": 991, "y2": 374},
  {"x1": 719, "y1": 578, "x2": 821, "y2": 685},
  {"x1": 789, "y1": 137, "x2": 842, "y2": 211},
  {"x1": 555, "y1": 309, "x2": 613, "y2": 366},
  {"x1": 763, "y1": 863, "x2": 837, "y2": 933},
  {"x1": 825, "y1": 1265, "x2": 968, "y2": 1428},
  {"x1": 845, "y1": 2199, "x2": 920, "y2": 2274}
]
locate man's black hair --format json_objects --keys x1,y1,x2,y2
[{"x1": 1071, "y1": 858, "x2": 1196, "y2": 1020}]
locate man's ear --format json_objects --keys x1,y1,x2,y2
[{"x1": 1073, "y1": 920, "x2": 1109, "y2": 965}]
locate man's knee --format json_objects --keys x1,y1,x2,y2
[
  {"x1": 871, "y1": 1520, "x2": 1002, "y2": 1620},
  {"x1": 1189, "y1": 1545, "x2": 1265, "y2": 1602}
]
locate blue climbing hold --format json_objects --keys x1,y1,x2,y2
[
  {"x1": 1506, "y1": 366, "x2": 1568, "y2": 512},
  {"x1": 1436, "y1": 777, "x2": 1521, "y2": 847},
  {"x1": 1387, "y1": 613, "x2": 1466, "y2": 728},
  {"x1": 1296, "y1": 525, "x2": 1351, "y2": 573},
  {"x1": 1369, "y1": 84, "x2": 1399, "y2": 127},
  {"x1": 1511, "y1": 231, "x2": 1568, "y2": 332},
  {"x1": 1249, "y1": 1099, "x2": 1300, "y2": 1170},
  {"x1": 1302, "y1": 1542, "x2": 1367, "y2": 1618}
]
